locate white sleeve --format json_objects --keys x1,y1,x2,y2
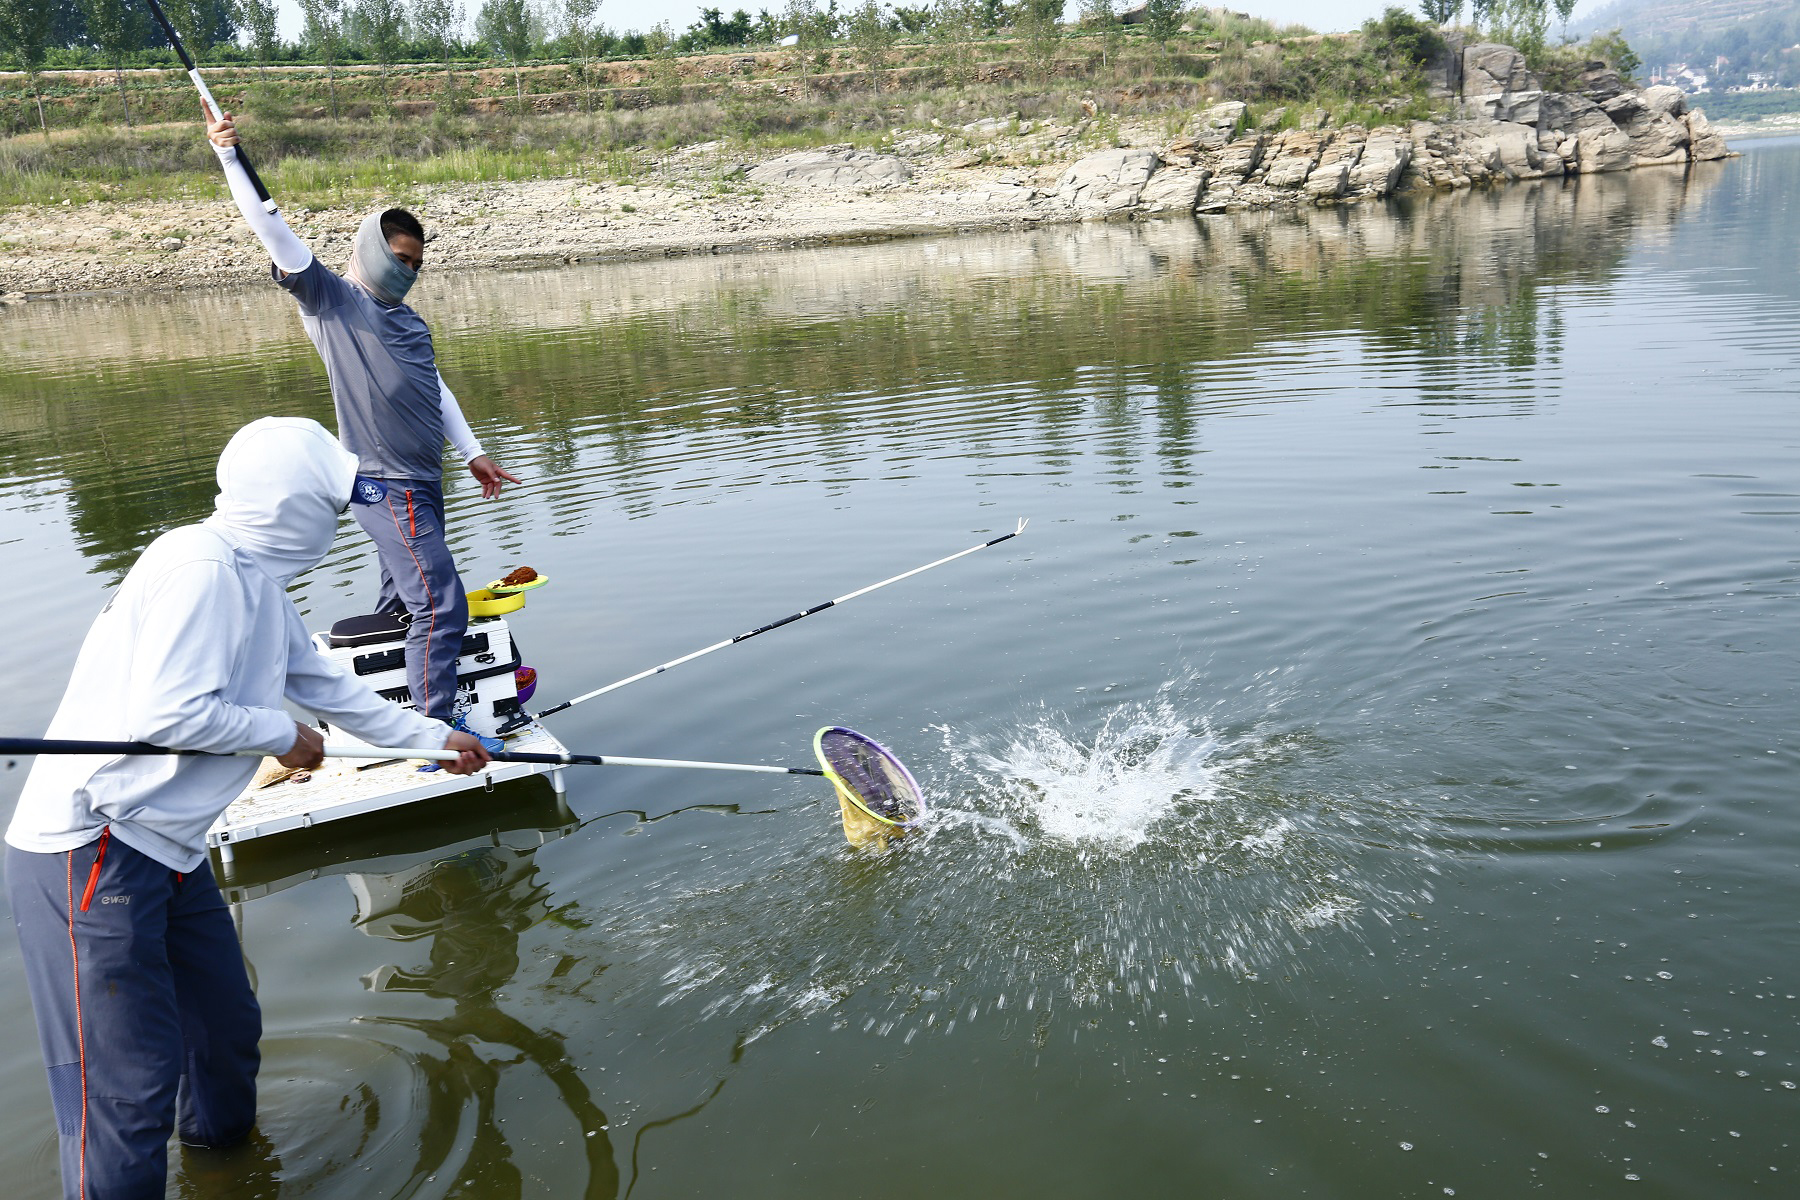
[
  {"x1": 438, "y1": 372, "x2": 485, "y2": 463},
  {"x1": 280, "y1": 607, "x2": 453, "y2": 751},
  {"x1": 124, "y1": 560, "x2": 297, "y2": 755},
  {"x1": 213, "y1": 144, "x2": 313, "y2": 275}
]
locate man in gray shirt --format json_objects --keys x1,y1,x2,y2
[{"x1": 207, "y1": 111, "x2": 519, "y2": 733}]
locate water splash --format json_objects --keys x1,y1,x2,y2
[
  {"x1": 571, "y1": 680, "x2": 1441, "y2": 1047},
  {"x1": 959, "y1": 702, "x2": 1228, "y2": 849}
]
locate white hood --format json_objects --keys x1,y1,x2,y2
[{"x1": 206, "y1": 417, "x2": 359, "y2": 585}]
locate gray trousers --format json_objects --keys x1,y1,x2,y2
[
  {"x1": 352, "y1": 477, "x2": 468, "y2": 722},
  {"x1": 7, "y1": 837, "x2": 261, "y2": 1199}
]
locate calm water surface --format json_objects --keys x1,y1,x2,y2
[{"x1": 2, "y1": 140, "x2": 1799, "y2": 1198}]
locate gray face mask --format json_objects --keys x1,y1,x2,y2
[{"x1": 346, "y1": 211, "x2": 418, "y2": 306}]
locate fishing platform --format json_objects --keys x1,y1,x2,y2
[{"x1": 209, "y1": 578, "x2": 562, "y2": 862}]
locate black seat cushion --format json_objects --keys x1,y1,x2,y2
[{"x1": 327, "y1": 611, "x2": 411, "y2": 648}]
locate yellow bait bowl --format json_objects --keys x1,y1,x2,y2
[{"x1": 466, "y1": 588, "x2": 525, "y2": 617}]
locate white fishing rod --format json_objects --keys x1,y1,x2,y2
[
  {"x1": 532, "y1": 518, "x2": 1030, "y2": 720},
  {"x1": 0, "y1": 738, "x2": 823, "y2": 778},
  {"x1": 143, "y1": 0, "x2": 280, "y2": 214}
]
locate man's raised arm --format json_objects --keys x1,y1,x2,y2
[{"x1": 204, "y1": 110, "x2": 312, "y2": 277}]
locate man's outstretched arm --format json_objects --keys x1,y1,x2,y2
[
  {"x1": 439, "y1": 372, "x2": 522, "y2": 499},
  {"x1": 205, "y1": 109, "x2": 312, "y2": 276}
]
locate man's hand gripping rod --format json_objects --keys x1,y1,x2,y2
[{"x1": 142, "y1": 0, "x2": 278, "y2": 213}]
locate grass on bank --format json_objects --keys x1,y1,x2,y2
[
  {"x1": 0, "y1": 75, "x2": 1250, "y2": 210},
  {"x1": 0, "y1": 20, "x2": 1458, "y2": 211}
]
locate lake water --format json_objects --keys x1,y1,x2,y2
[{"x1": 3, "y1": 139, "x2": 1799, "y2": 1198}]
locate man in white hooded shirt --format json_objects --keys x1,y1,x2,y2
[{"x1": 5, "y1": 418, "x2": 488, "y2": 1200}]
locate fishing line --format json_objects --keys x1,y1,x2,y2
[{"x1": 533, "y1": 519, "x2": 1029, "y2": 720}]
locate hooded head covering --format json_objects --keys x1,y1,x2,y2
[
  {"x1": 208, "y1": 417, "x2": 359, "y2": 585},
  {"x1": 346, "y1": 210, "x2": 419, "y2": 307}
]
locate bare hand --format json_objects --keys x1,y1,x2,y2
[
  {"x1": 441, "y1": 730, "x2": 492, "y2": 775},
  {"x1": 468, "y1": 454, "x2": 521, "y2": 500},
  {"x1": 278, "y1": 722, "x2": 325, "y2": 769}
]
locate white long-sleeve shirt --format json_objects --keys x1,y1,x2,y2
[{"x1": 6, "y1": 419, "x2": 453, "y2": 871}]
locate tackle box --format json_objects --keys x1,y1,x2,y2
[{"x1": 312, "y1": 612, "x2": 525, "y2": 740}]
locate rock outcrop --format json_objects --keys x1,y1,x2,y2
[
  {"x1": 1130, "y1": 40, "x2": 1734, "y2": 218},
  {"x1": 747, "y1": 148, "x2": 912, "y2": 189},
  {"x1": 1054, "y1": 148, "x2": 1160, "y2": 213}
]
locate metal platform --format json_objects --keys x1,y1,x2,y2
[{"x1": 208, "y1": 721, "x2": 568, "y2": 862}]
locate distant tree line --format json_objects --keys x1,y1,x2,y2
[
  {"x1": 0, "y1": 0, "x2": 1161, "y2": 71},
  {"x1": 2, "y1": 0, "x2": 1239, "y2": 133}
]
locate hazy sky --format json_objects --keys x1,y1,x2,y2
[{"x1": 271, "y1": 0, "x2": 1616, "y2": 43}]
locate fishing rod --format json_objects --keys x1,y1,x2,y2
[
  {"x1": 0, "y1": 738, "x2": 823, "y2": 778},
  {"x1": 533, "y1": 518, "x2": 1030, "y2": 720},
  {"x1": 141, "y1": 0, "x2": 278, "y2": 214}
]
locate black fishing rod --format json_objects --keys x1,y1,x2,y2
[
  {"x1": 0, "y1": 738, "x2": 823, "y2": 778},
  {"x1": 141, "y1": 0, "x2": 278, "y2": 213},
  {"x1": 533, "y1": 518, "x2": 1030, "y2": 719}
]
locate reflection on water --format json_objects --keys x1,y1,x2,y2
[
  {"x1": 191, "y1": 787, "x2": 620, "y2": 1198},
  {"x1": 0, "y1": 162, "x2": 1727, "y2": 584}
]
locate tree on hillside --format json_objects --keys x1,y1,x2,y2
[
  {"x1": 355, "y1": 0, "x2": 407, "y2": 106},
  {"x1": 848, "y1": 0, "x2": 896, "y2": 93},
  {"x1": 930, "y1": 0, "x2": 980, "y2": 88},
  {"x1": 1418, "y1": 0, "x2": 1461, "y2": 25},
  {"x1": 559, "y1": 0, "x2": 601, "y2": 110},
  {"x1": 1586, "y1": 27, "x2": 1639, "y2": 84},
  {"x1": 1366, "y1": 6, "x2": 1445, "y2": 69},
  {"x1": 644, "y1": 19, "x2": 682, "y2": 104},
  {"x1": 1492, "y1": 0, "x2": 1547, "y2": 61},
  {"x1": 476, "y1": 0, "x2": 532, "y2": 108},
  {"x1": 77, "y1": 0, "x2": 145, "y2": 126},
  {"x1": 236, "y1": 0, "x2": 280, "y2": 77},
  {"x1": 1551, "y1": 0, "x2": 1574, "y2": 41},
  {"x1": 892, "y1": 5, "x2": 930, "y2": 34},
  {"x1": 0, "y1": 0, "x2": 52, "y2": 133},
  {"x1": 161, "y1": 0, "x2": 231, "y2": 61},
  {"x1": 687, "y1": 7, "x2": 755, "y2": 48},
  {"x1": 412, "y1": 0, "x2": 462, "y2": 93},
  {"x1": 299, "y1": 0, "x2": 345, "y2": 117},
  {"x1": 1468, "y1": 0, "x2": 1495, "y2": 34},
  {"x1": 1080, "y1": 0, "x2": 1121, "y2": 73},
  {"x1": 1142, "y1": 0, "x2": 1182, "y2": 51},
  {"x1": 784, "y1": 0, "x2": 830, "y2": 93},
  {"x1": 1016, "y1": 0, "x2": 1061, "y2": 82}
]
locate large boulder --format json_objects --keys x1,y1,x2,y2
[
  {"x1": 1304, "y1": 134, "x2": 1365, "y2": 199},
  {"x1": 1575, "y1": 62, "x2": 1628, "y2": 102},
  {"x1": 1055, "y1": 148, "x2": 1160, "y2": 213},
  {"x1": 1212, "y1": 132, "x2": 1267, "y2": 181},
  {"x1": 1642, "y1": 85, "x2": 1687, "y2": 119},
  {"x1": 1540, "y1": 92, "x2": 1619, "y2": 142},
  {"x1": 747, "y1": 149, "x2": 912, "y2": 189},
  {"x1": 1423, "y1": 30, "x2": 1466, "y2": 99},
  {"x1": 1471, "y1": 120, "x2": 1554, "y2": 179},
  {"x1": 1303, "y1": 159, "x2": 1351, "y2": 200},
  {"x1": 1137, "y1": 167, "x2": 1211, "y2": 215},
  {"x1": 1260, "y1": 130, "x2": 1325, "y2": 189},
  {"x1": 1185, "y1": 101, "x2": 1249, "y2": 151},
  {"x1": 1686, "y1": 110, "x2": 1732, "y2": 162},
  {"x1": 1462, "y1": 43, "x2": 1539, "y2": 98},
  {"x1": 1347, "y1": 132, "x2": 1413, "y2": 197},
  {"x1": 1576, "y1": 125, "x2": 1635, "y2": 173}
]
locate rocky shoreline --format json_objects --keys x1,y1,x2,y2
[{"x1": 0, "y1": 41, "x2": 1734, "y2": 302}]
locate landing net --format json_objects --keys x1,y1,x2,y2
[{"x1": 813, "y1": 727, "x2": 926, "y2": 847}]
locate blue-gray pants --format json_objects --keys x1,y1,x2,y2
[
  {"x1": 353, "y1": 477, "x2": 469, "y2": 723},
  {"x1": 6, "y1": 836, "x2": 261, "y2": 1199}
]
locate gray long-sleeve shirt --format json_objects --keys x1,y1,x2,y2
[{"x1": 278, "y1": 259, "x2": 448, "y2": 482}]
